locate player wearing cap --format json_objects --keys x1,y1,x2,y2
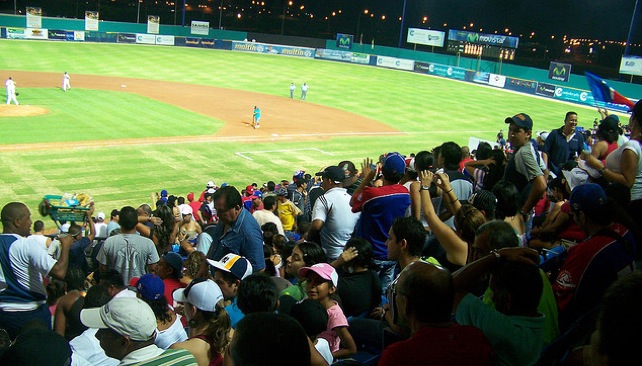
[
  {"x1": 553, "y1": 183, "x2": 637, "y2": 332},
  {"x1": 81, "y1": 297, "x2": 197, "y2": 365},
  {"x1": 503, "y1": 113, "x2": 546, "y2": 234},
  {"x1": 308, "y1": 166, "x2": 360, "y2": 262}
]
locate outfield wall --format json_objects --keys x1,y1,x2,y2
[{"x1": 1, "y1": 13, "x2": 639, "y2": 113}]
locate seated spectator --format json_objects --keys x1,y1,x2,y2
[
  {"x1": 279, "y1": 241, "x2": 327, "y2": 312},
  {"x1": 181, "y1": 251, "x2": 210, "y2": 286},
  {"x1": 80, "y1": 297, "x2": 197, "y2": 364},
  {"x1": 331, "y1": 238, "x2": 382, "y2": 318},
  {"x1": 379, "y1": 261, "x2": 494, "y2": 366},
  {"x1": 208, "y1": 253, "x2": 253, "y2": 328},
  {"x1": 0, "y1": 326, "x2": 72, "y2": 366},
  {"x1": 553, "y1": 183, "x2": 637, "y2": 332},
  {"x1": 236, "y1": 272, "x2": 279, "y2": 315},
  {"x1": 132, "y1": 274, "x2": 187, "y2": 349},
  {"x1": 491, "y1": 180, "x2": 527, "y2": 246},
  {"x1": 229, "y1": 312, "x2": 311, "y2": 366},
  {"x1": 453, "y1": 247, "x2": 545, "y2": 366},
  {"x1": 171, "y1": 278, "x2": 231, "y2": 366},
  {"x1": 154, "y1": 251, "x2": 186, "y2": 307},
  {"x1": 53, "y1": 268, "x2": 90, "y2": 341},
  {"x1": 68, "y1": 284, "x2": 118, "y2": 366},
  {"x1": 290, "y1": 298, "x2": 334, "y2": 365},
  {"x1": 299, "y1": 263, "x2": 357, "y2": 359}
]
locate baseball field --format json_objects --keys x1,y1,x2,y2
[{"x1": 0, "y1": 39, "x2": 607, "y2": 229}]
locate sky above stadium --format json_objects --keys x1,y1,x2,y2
[{"x1": 359, "y1": 0, "x2": 639, "y2": 41}]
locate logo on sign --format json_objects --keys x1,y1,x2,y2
[
  {"x1": 625, "y1": 61, "x2": 635, "y2": 67},
  {"x1": 409, "y1": 30, "x2": 415, "y2": 36},
  {"x1": 580, "y1": 92, "x2": 588, "y2": 102},
  {"x1": 467, "y1": 33, "x2": 479, "y2": 43},
  {"x1": 428, "y1": 64, "x2": 435, "y2": 72},
  {"x1": 447, "y1": 67, "x2": 453, "y2": 76},
  {"x1": 555, "y1": 87, "x2": 563, "y2": 97}
]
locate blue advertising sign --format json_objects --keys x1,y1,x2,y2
[
  {"x1": 536, "y1": 82, "x2": 556, "y2": 98},
  {"x1": 504, "y1": 77, "x2": 537, "y2": 95},
  {"x1": 553, "y1": 86, "x2": 594, "y2": 106},
  {"x1": 48, "y1": 29, "x2": 67, "y2": 40},
  {"x1": 315, "y1": 48, "x2": 353, "y2": 62},
  {"x1": 548, "y1": 62, "x2": 572, "y2": 82},
  {"x1": 336, "y1": 33, "x2": 353, "y2": 50},
  {"x1": 448, "y1": 30, "x2": 519, "y2": 48}
]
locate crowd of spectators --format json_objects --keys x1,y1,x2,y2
[{"x1": 1, "y1": 101, "x2": 641, "y2": 366}]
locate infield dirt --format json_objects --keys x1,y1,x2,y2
[{"x1": 1, "y1": 70, "x2": 401, "y2": 150}]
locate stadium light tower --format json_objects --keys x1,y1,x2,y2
[
  {"x1": 625, "y1": 0, "x2": 640, "y2": 55},
  {"x1": 398, "y1": 0, "x2": 408, "y2": 48}
]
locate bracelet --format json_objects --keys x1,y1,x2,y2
[
  {"x1": 600, "y1": 166, "x2": 606, "y2": 174},
  {"x1": 445, "y1": 188, "x2": 453, "y2": 194}
]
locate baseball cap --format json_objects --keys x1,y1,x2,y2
[
  {"x1": 187, "y1": 192, "x2": 195, "y2": 201},
  {"x1": 246, "y1": 185, "x2": 255, "y2": 195},
  {"x1": 598, "y1": 116, "x2": 619, "y2": 132},
  {"x1": 467, "y1": 190, "x2": 497, "y2": 213},
  {"x1": 80, "y1": 297, "x2": 157, "y2": 341},
  {"x1": 162, "y1": 251, "x2": 184, "y2": 279},
  {"x1": 160, "y1": 189, "x2": 168, "y2": 197},
  {"x1": 293, "y1": 170, "x2": 305, "y2": 180},
  {"x1": 299, "y1": 263, "x2": 338, "y2": 287},
  {"x1": 134, "y1": 274, "x2": 165, "y2": 301},
  {"x1": 60, "y1": 223, "x2": 70, "y2": 233},
  {"x1": 173, "y1": 278, "x2": 224, "y2": 312},
  {"x1": 315, "y1": 166, "x2": 345, "y2": 184},
  {"x1": 577, "y1": 160, "x2": 601, "y2": 179},
  {"x1": 382, "y1": 152, "x2": 406, "y2": 175},
  {"x1": 253, "y1": 190, "x2": 263, "y2": 199},
  {"x1": 207, "y1": 181, "x2": 215, "y2": 188},
  {"x1": 561, "y1": 183, "x2": 607, "y2": 214},
  {"x1": 96, "y1": 212, "x2": 106, "y2": 221},
  {"x1": 276, "y1": 187, "x2": 288, "y2": 196},
  {"x1": 207, "y1": 253, "x2": 253, "y2": 280},
  {"x1": 180, "y1": 205, "x2": 193, "y2": 216},
  {"x1": 562, "y1": 168, "x2": 588, "y2": 191},
  {"x1": 338, "y1": 160, "x2": 357, "y2": 178},
  {"x1": 505, "y1": 113, "x2": 533, "y2": 131},
  {"x1": 539, "y1": 131, "x2": 550, "y2": 140},
  {"x1": 110, "y1": 209, "x2": 120, "y2": 217}
]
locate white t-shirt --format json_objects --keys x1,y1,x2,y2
[
  {"x1": 0, "y1": 234, "x2": 57, "y2": 311},
  {"x1": 311, "y1": 187, "x2": 360, "y2": 262},
  {"x1": 70, "y1": 328, "x2": 119, "y2": 366},
  {"x1": 96, "y1": 233, "x2": 160, "y2": 284},
  {"x1": 315, "y1": 337, "x2": 333, "y2": 365},
  {"x1": 252, "y1": 209, "x2": 285, "y2": 236},
  {"x1": 154, "y1": 315, "x2": 188, "y2": 349},
  {"x1": 605, "y1": 139, "x2": 642, "y2": 200}
]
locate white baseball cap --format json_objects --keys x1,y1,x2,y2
[
  {"x1": 97, "y1": 212, "x2": 106, "y2": 221},
  {"x1": 80, "y1": 297, "x2": 157, "y2": 341},
  {"x1": 173, "y1": 278, "x2": 223, "y2": 313},
  {"x1": 207, "y1": 253, "x2": 253, "y2": 281},
  {"x1": 180, "y1": 205, "x2": 193, "y2": 216},
  {"x1": 562, "y1": 168, "x2": 589, "y2": 191},
  {"x1": 60, "y1": 223, "x2": 70, "y2": 233},
  {"x1": 207, "y1": 181, "x2": 215, "y2": 188}
]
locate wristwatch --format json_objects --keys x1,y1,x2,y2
[
  {"x1": 421, "y1": 185, "x2": 431, "y2": 191},
  {"x1": 490, "y1": 249, "x2": 502, "y2": 262}
]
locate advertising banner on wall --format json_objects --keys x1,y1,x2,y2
[
  {"x1": 414, "y1": 61, "x2": 467, "y2": 80},
  {"x1": 336, "y1": 33, "x2": 353, "y2": 50},
  {"x1": 448, "y1": 29, "x2": 519, "y2": 48},
  {"x1": 473, "y1": 72, "x2": 490, "y2": 84},
  {"x1": 147, "y1": 15, "x2": 160, "y2": 34},
  {"x1": 85, "y1": 11, "x2": 99, "y2": 31},
  {"x1": 26, "y1": 7, "x2": 42, "y2": 28},
  {"x1": 190, "y1": 21, "x2": 209, "y2": 35},
  {"x1": 6, "y1": 28, "x2": 26, "y2": 39},
  {"x1": 619, "y1": 56, "x2": 642, "y2": 76},
  {"x1": 155, "y1": 35, "x2": 175, "y2": 46},
  {"x1": 117, "y1": 33, "x2": 137, "y2": 43},
  {"x1": 407, "y1": 28, "x2": 445, "y2": 47},
  {"x1": 48, "y1": 29, "x2": 67, "y2": 40},
  {"x1": 489, "y1": 73, "x2": 506, "y2": 88},
  {"x1": 25, "y1": 28, "x2": 48, "y2": 40},
  {"x1": 536, "y1": 82, "x2": 556, "y2": 98},
  {"x1": 548, "y1": 62, "x2": 572, "y2": 82},
  {"x1": 73, "y1": 31, "x2": 85, "y2": 41},
  {"x1": 231, "y1": 41, "x2": 314, "y2": 58},
  {"x1": 504, "y1": 77, "x2": 537, "y2": 95},
  {"x1": 315, "y1": 48, "x2": 353, "y2": 62},
  {"x1": 136, "y1": 33, "x2": 155, "y2": 44},
  {"x1": 553, "y1": 86, "x2": 594, "y2": 105},
  {"x1": 376, "y1": 56, "x2": 415, "y2": 71}
]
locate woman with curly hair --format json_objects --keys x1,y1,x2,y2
[
  {"x1": 181, "y1": 251, "x2": 210, "y2": 286},
  {"x1": 171, "y1": 278, "x2": 231, "y2": 366}
]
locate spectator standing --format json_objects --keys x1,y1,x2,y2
[
  {"x1": 94, "y1": 212, "x2": 108, "y2": 239},
  {"x1": 0, "y1": 202, "x2": 73, "y2": 338},
  {"x1": 351, "y1": 152, "x2": 411, "y2": 290},
  {"x1": 106, "y1": 209, "x2": 120, "y2": 237},
  {"x1": 252, "y1": 195, "x2": 285, "y2": 236},
  {"x1": 155, "y1": 251, "x2": 186, "y2": 307},
  {"x1": 31, "y1": 219, "x2": 52, "y2": 249},
  {"x1": 276, "y1": 187, "x2": 302, "y2": 239},
  {"x1": 96, "y1": 206, "x2": 160, "y2": 284},
  {"x1": 542, "y1": 111, "x2": 585, "y2": 178},
  {"x1": 208, "y1": 253, "x2": 253, "y2": 328},
  {"x1": 203, "y1": 186, "x2": 265, "y2": 272},
  {"x1": 502, "y1": 113, "x2": 546, "y2": 236},
  {"x1": 308, "y1": 166, "x2": 360, "y2": 262}
]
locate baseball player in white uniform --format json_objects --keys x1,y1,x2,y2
[
  {"x1": 5, "y1": 77, "x2": 19, "y2": 105},
  {"x1": 62, "y1": 72, "x2": 71, "y2": 92},
  {"x1": 300, "y1": 83, "x2": 309, "y2": 100},
  {"x1": 289, "y1": 83, "x2": 296, "y2": 99}
]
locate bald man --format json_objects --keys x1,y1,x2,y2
[{"x1": 0, "y1": 202, "x2": 74, "y2": 338}]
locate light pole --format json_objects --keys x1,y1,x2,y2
[
  {"x1": 281, "y1": 0, "x2": 292, "y2": 35},
  {"x1": 218, "y1": 0, "x2": 223, "y2": 29},
  {"x1": 398, "y1": 0, "x2": 408, "y2": 48},
  {"x1": 356, "y1": 9, "x2": 368, "y2": 42},
  {"x1": 625, "y1": 0, "x2": 640, "y2": 56},
  {"x1": 137, "y1": 0, "x2": 141, "y2": 23}
]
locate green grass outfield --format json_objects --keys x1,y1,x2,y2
[{"x1": 0, "y1": 40, "x2": 605, "y2": 228}]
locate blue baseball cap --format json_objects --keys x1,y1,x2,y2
[
  {"x1": 134, "y1": 274, "x2": 165, "y2": 301},
  {"x1": 382, "y1": 152, "x2": 406, "y2": 175},
  {"x1": 561, "y1": 183, "x2": 607, "y2": 214}
]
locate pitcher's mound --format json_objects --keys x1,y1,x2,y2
[{"x1": 0, "y1": 104, "x2": 50, "y2": 117}]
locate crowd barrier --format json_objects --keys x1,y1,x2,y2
[{"x1": 1, "y1": 24, "x2": 637, "y2": 113}]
